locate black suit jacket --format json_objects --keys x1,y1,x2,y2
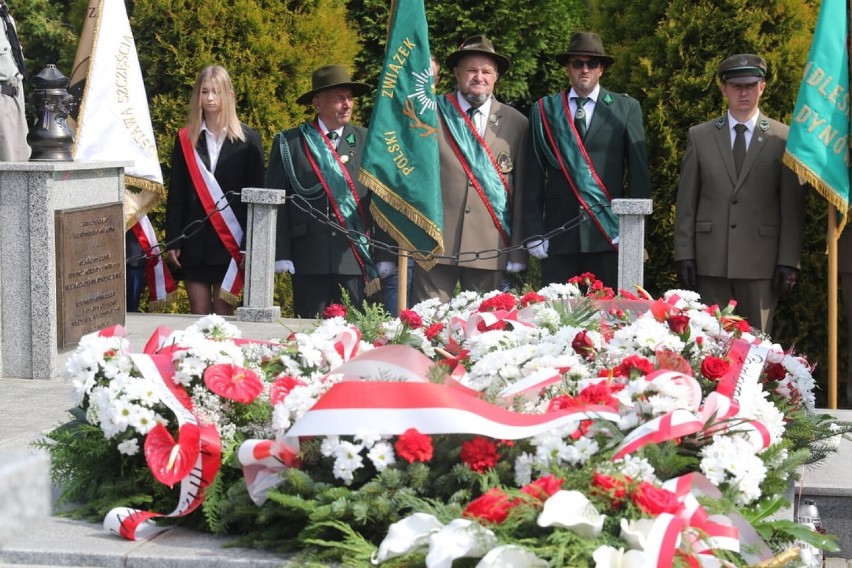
[
  {"x1": 268, "y1": 122, "x2": 369, "y2": 276},
  {"x1": 166, "y1": 125, "x2": 265, "y2": 268}
]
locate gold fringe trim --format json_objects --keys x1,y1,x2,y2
[
  {"x1": 360, "y1": 169, "x2": 444, "y2": 271},
  {"x1": 126, "y1": 176, "x2": 165, "y2": 197},
  {"x1": 783, "y1": 152, "x2": 848, "y2": 238},
  {"x1": 219, "y1": 288, "x2": 242, "y2": 307},
  {"x1": 365, "y1": 277, "x2": 382, "y2": 297},
  {"x1": 745, "y1": 547, "x2": 799, "y2": 567},
  {"x1": 147, "y1": 291, "x2": 178, "y2": 313}
]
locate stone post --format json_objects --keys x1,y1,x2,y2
[
  {"x1": 236, "y1": 188, "x2": 286, "y2": 323},
  {"x1": 613, "y1": 198, "x2": 653, "y2": 292},
  {"x1": 0, "y1": 161, "x2": 128, "y2": 380}
]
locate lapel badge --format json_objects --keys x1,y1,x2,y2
[
  {"x1": 758, "y1": 118, "x2": 769, "y2": 132},
  {"x1": 340, "y1": 154, "x2": 350, "y2": 164},
  {"x1": 489, "y1": 114, "x2": 499, "y2": 128},
  {"x1": 715, "y1": 116, "x2": 726, "y2": 129},
  {"x1": 603, "y1": 93, "x2": 613, "y2": 104},
  {"x1": 345, "y1": 133, "x2": 356, "y2": 146},
  {"x1": 497, "y1": 151, "x2": 513, "y2": 173}
]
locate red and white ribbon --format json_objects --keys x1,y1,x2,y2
[
  {"x1": 130, "y1": 215, "x2": 176, "y2": 307},
  {"x1": 103, "y1": 353, "x2": 221, "y2": 540}
]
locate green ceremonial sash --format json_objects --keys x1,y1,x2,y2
[
  {"x1": 532, "y1": 93, "x2": 618, "y2": 249},
  {"x1": 436, "y1": 95, "x2": 512, "y2": 243},
  {"x1": 296, "y1": 122, "x2": 376, "y2": 280}
]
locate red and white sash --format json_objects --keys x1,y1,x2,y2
[
  {"x1": 130, "y1": 215, "x2": 176, "y2": 310},
  {"x1": 178, "y1": 128, "x2": 244, "y2": 303}
]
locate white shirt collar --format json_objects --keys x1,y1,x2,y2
[
  {"x1": 568, "y1": 84, "x2": 601, "y2": 103},
  {"x1": 727, "y1": 109, "x2": 759, "y2": 131},
  {"x1": 317, "y1": 117, "x2": 344, "y2": 140}
]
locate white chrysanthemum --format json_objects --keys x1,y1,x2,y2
[
  {"x1": 117, "y1": 438, "x2": 140, "y2": 456},
  {"x1": 533, "y1": 306, "x2": 562, "y2": 328},
  {"x1": 367, "y1": 442, "x2": 396, "y2": 471},
  {"x1": 320, "y1": 436, "x2": 341, "y2": 457},
  {"x1": 187, "y1": 314, "x2": 242, "y2": 339},
  {"x1": 614, "y1": 455, "x2": 658, "y2": 482},
  {"x1": 572, "y1": 436, "x2": 600, "y2": 464},
  {"x1": 538, "y1": 282, "x2": 582, "y2": 300},
  {"x1": 781, "y1": 355, "x2": 817, "y2": 411},
  {"x1": 128, "y1": 405, "x2": 158, "y2": 435},
  {"x1": 663, "y1": 289, "x2": 703, "y2": 307},
  {"x1": 743, "y1": 395, "x2": 786, "y2": 444},
  {"x1": 354, "y1": 430, "x2": 382, "y2": 449},
  {"x1": 514, "y1": 452, "x2": 535, "y2": 486},
  {"x1": 699, "y1": 436, "x2": 767, "y2": 504}
]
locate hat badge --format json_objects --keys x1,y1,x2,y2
[{"x1": 738, "y1": 57, "x2": 749, "y2": 66}]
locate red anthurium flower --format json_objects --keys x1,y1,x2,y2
[
  {"x1": 460, "y1": 437, "x2": 500, "y2": 473},
  {"x1": 204, "y1": 363, "x2": 264, "y2": 404},
  {"x1": 269, "y1": 375, "x2": 306, "y2": 406},
  {"x1": 144, "y1": 422, "x2": 200, "y2": 488}
]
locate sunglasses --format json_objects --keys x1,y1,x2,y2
[{"x1": 570, "y1": 59, "x2": 602, "y2": 70}]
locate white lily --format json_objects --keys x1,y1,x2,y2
[
  {"x1": 371, "y1": 512, "x2": 443, "y2": 564},
  {"x1": 619, "y1": 517, "x2": 657, "y2": 550},
  {"x1": 592, "y1": 545, "x2": 647, "y2": 568},
  {"x1": 476, "y1": 544, "x2": 548, "y2": 567},
  {"x1": 425, "y1": 519, "x2": 496, "y2": 568}
]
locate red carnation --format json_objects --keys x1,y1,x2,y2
[
  {"x1": 463, "y1": 488, "x2": 515, "y2": 524},
  {"x1": 460, "y1": 437, "x2": 500, "y2": 473},
  {"x1": 521, "y1": 474, "x2": 564, "y2": 502},
  {"x1": 478, "y1": 292, "x2": 517, "y2": 312},
  {"x1": 322, "y1": 304, "x2": 346, "y2": 319},
  {"x1": 547, "y1": 394, "x2": 579, "y2": 412},
  {"x1": 395, "y1": 428, "x2": 433, "y2": 463},
  {"x1": 701, "y1": 356, "x2": 730, "y2": 380},
  {"x1": 520, "y1": 291, "x2": 546, "y2": 307},
  {"x1": 631, "y1": 481, "x2": 682, "y2": 515},
  {"x1": 399, "y1": 309, "x2": 423, "y2": 329},
  {"x1": 591, "y1": 471, "x2": 630, "y2": 506},
  {"x1": 577, "y1": 381, "x2": 623, "y2": 407},
  {"x1": 612, "y1": 354, "x2": 654, "y2": 377}
]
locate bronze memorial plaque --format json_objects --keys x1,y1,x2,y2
[{"x1": 56, "y1": 204, "x2": 126, "y2": 348}]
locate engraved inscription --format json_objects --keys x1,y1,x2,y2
[{"x1": 55, "y1": 204, "x2": 125, "y2": 348}]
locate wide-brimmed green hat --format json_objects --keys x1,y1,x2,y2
[
  {"x1": 445, "y1": 35, "x2": 511, "y2": 74},
  {"x1": 555, "y1": 32, "x2": 615, "y2": 66},
  {"x1": 296, "y1": 65, "x2": 371, "y2": 105}
]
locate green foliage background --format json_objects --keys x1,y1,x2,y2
[{"x1": 13, "y1": 0, "x2": 846, "y2": 404}]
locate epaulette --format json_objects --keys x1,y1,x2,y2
[{"x1": 714, "y1": 116, "x2": 726, "y2": 129}]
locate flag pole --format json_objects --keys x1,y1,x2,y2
[{"x1": 829, "y1": 204, "x2": 839, "y2": 409}]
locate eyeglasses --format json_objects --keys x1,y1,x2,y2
[{"x1": 570, "y1": 59, "x2": 602, "y2": 70}]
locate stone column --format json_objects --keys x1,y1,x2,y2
[
  {"x1": 0, "y1": 161, "x2": 128, "y2": 380},
  {"x1": 236, "y1": 188, "x2": 286, "y2": 323},
  {"x1": 613, "y1": 198, "x2": 653, "y2": 292}
]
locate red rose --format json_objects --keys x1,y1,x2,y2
[
  {"x1": 424, "y1": 322, "x2": 445, "y2": 341},
  {"x1": 572, "y1": 330, "x2": 596, "y2": 359},
  {"x1": 520, "y1": 291, "x2": 546, "y2": 307},
  {"x1": 764, "y1": 362, "x2": 787, "y2": 382},
  {"x1": 399, "y1": 309, "x2": 423, "y2": 329},
  {"x1": 521, "y1": 474, "x2": 564, "y2": 502},
  {"x1": 700, "y1": 356, "x2": 730, "y2": 380},
  {"x1": 667, "y1": 314, "x2": 690, "y2": 335},
  {"x1": 460, "y1": 437, "x2": 500, "y2": 473},
  {"x1": 631, "y1": 481, "x2": 682, "y2": 515},
  {"x1": 269, "y1": 375, "x2": 306, "y2": 406},
  {"x1": 322, "y1": 304, "x2": 346, "y2": 319},
  {"x1": 463, "y1": 488, "x2": 515, "y2": 524},
  {"x1": 395, "y1": 428, "x2": 433, "y2": 463}
]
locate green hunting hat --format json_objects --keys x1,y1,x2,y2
[
  {"x1": 717, "y1": 54, "x2": 767, "y2": 84},
  {"x1": 297, "y1": 65, "x2": 370, "y2": 105},
  {"x1": 446, "y1": 35, "x2": 511, "y2": 74},
  {"x1": 555, "y1": 32, "x2": 615, "y2": 66}
]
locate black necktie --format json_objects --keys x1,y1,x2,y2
[
  {"x1": 0, "y1": 4, "x2": 26, "y2": 79},
  {"x1": 466, "y1": 106, "x2": 479, "y2": 132},
  {"x1": 733, "y1": 123, "x2": 747, "y2": 176},
  {"x1": 574, "y1": 97, "x2": 588, "y2": 139},
  {"x1": 326, "y1": 130, "x2": 339, "y2": 145}
]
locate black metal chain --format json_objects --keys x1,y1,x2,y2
[{"x1": 127, "y1": 190, "x2": 603, "y2": 265}]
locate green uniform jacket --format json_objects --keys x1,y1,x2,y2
[
  {"x1": 523, "y1": 88, "x2": 651, "y2": 253},
  {"x1": 269, "y1": 123, "x2": 369, "y2": 276},
  {"x1": 674, "y1": 114, "x2": 804, "y2": 278}
]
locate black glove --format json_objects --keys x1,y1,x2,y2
[
  {"x1": 773, "y1": 265, "x2": 799, "y2": 298},
  {"x1": 675, "y1": 259, "x2": 698, "y2": 290}
]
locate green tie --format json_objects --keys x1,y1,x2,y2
[{"x1": 574, "y1": 96, "x2": 588, "y2": 139}]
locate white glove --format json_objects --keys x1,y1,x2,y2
[
  {"x1": 377, "y1": 261, "x2": 397, "y2": 278},
  {"x1": 526, "y1": 238, "x2": 549, "y2": 260},
  {"x1": 506, "y1": 262, "x2": 526, "y2": 273},
  {"x1": 275, "y1": 260, "x2": 295, "y2": 274}
]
